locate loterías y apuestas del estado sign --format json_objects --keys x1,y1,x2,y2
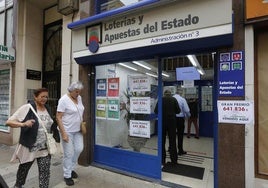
[{"x1": 0, "y1": 44, "x2": 15, "y2": 63}]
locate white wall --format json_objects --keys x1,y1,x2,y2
[
  {"x1": 10, "y1": 0, "x2": 44, "y2": 144},
  {"x1": 244, "y1": 25, "x2": 255, "y2": 188}
]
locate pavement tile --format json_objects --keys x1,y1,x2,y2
[{"x1": 0, "y1": 144, "x2": 169, "y2": 188}]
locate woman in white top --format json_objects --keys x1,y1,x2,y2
[
  {"x1": 56, "y1": 81, "x2": 84, "y2": 186},
  {"x1": 6, "y1": 88, "x2": 54, "y2": 188}
]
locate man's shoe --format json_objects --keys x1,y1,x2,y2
[
  {"x1": 71, "y1": 171, "x2": 78, "y2": 179},
  {"x1": 178, "y1": 151, "x2": 187, "y2": 155},
  {"x1": 64, "y1": 178, "x2": 74, "y2": 186}
]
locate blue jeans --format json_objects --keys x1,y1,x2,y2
[{"x1": 60, "y1": 131, "x2": 84, "y2": 178}]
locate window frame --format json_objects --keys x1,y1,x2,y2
[{"x1": 95, "y1": 0, "x2": 158, "y2": 14}]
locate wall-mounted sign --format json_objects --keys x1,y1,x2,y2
[
  {"x1": 76, "y1": 0, "x2": 232, "y2": 58},
  {"x1": 246, "y1": 0, "x2": 268, "y2": 19},
  {"x1": 86, "y1": 24, "x2": 102, "y2": 53},
  {"x1": 100, "y1": 0, "x2": 232, "y2": 46},
  {"x1": 26, "y1": 69, "x2": 41, "y2": 80},
  {"x1": 217, "y1": 100, "x2": 254, "y2": 124},
  {"x1": 0, "y1": 44, "x2": 15, "y2": 63},
  {"x1": 218, "y1": 51, "x2": 245, "y2": 97}
]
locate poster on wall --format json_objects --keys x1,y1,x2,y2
[
  {"x1": 96, "y1": 78, "x2": 107, "y2": 97},
  {"x1": 218, "y1": 51, "x2": 245, "y2": 97},
  {"x1": 129, "y1": 75, "x2": 150, "y2": 92},
  {"x1": 107, "y1": 77, "x2": 119, "y2": 97},
  {"x1": 0, "y1": 69, "x2": 10, "y2": 132},
  {"x1": 130, "y1": 97, "x2": 151, "y2": 114},
  {"x1": 107, "y1": 98, "x2": 120, "y2": 120},
  {"x1": 217, "y1": 100, "x2": 254, "y2": 124},
  {"x1": 129, "y1": 120, "x2": 150, "y2": 138},
  {"x1": 96, "y1": 97, "x2": 107, "y2": 119}
]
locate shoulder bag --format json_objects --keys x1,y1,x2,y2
[
  {"x1": 28, "y1": 104, "x2": 57, "y2": 155},
  {"x1": 69, "y1": 96, "x2": 87, "y2": 135}
]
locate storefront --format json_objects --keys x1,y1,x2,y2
[
  {"x1": 68, "y1": 0, "x2": 246, "y2": 187},
  {"x1": 0, "y1": 44, "x2": 15, "y2": 133}
]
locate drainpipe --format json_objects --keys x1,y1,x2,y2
[{"x1": 69, "y1": 12, "x2": 75, "y2": 85}]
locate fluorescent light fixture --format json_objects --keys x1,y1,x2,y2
[
  {"x1": 146, "y1": 72, "x2": 158, "y2": 78},
  {"x1": 187, "y1": 55, "x2": 198, "y2": 67},
  {"x1": 162, "y1": 73, "x2": 170, "y2": 77},
  {"x1": 187, "y1": 54, "x2": 205, "y2": 75},
  {"x1": 132, "y1": 61, "x2": 151, "y2": 70},
  {"x1": 118, "y1": 63, "x2": 137, "y2": 71},
  {"x1": 197, "y1": 68, "x2": 205, "y2": 75}
]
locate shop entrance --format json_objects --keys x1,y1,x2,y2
[
  {"x1": 93, "y1": 52, "x2": 215, "y2": 188},
  {"x1": 160, "y1": 54, "x2": 215, "y2": 187}
]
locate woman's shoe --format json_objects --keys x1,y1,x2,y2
[
  {"x1": 71, "y1": 171, "x2": 78, "y2": 179},
  {"x1": 14, "y1": 184, "x2": 23, "y2": 188},
  {"x1": 64, "y1": 177, "x2": 74, "y2": 186}
]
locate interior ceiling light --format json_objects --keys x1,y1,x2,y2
[
  {"x1": 146, "y1": 72, "x2": 158, "y2": 78},
  {"x1": 118, "y1": 63, "x2": 137, "y2": 71},
  {"x1": 187, "y1": 55, "x2": 198, "y2": 67},
  {"x1": 263, "y1": 0, "x2": 268, "y2": 3},
  {"x1": 132, "y1": 61, "x2": 151, "y2": 70},
  {"x1": 187, "y1": 54, "x2": 205, "y2": 75},
  {"x1": 162, "y1": 73, "x2": 170, "y2": 77}
]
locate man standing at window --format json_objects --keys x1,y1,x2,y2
[{"x1": 173, "y1": 88, "x2": 191, "y2": 155}]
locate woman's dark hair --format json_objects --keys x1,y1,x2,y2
[{"x1": 33, "y1": 88, "x2": 48, "y2": 97}]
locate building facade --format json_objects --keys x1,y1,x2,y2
[{"x1": 0, "y1": 0, "x2": 268, "y2": 187}]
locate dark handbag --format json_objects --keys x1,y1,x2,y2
[{"x1": 50, "y1": 122, "x2": 60, "y2": 143}]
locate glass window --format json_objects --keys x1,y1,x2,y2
[
  {"x1": 0, "y1": 13, "x2": 4, "y2": 44},
  {"x1": 0, "y1": 0, "x2": 13, "y2": 46},
  {"x1": 5, "y1": 0, "x2": 13, "y2": 8},
  {"x1": 97, "y1": 0, "x2": 147, "y2": 13},
  {"x1": 0, "y1": 0, "x2": 4, "y2": 12},
  {"x1": 95, "y1": 59, "x2": 159, "y2": 155},
  {"x1": 201, "y1": 86, "x2": 213, "y2": 111},
  {"x1": 6, "y1": 8, "x2": 13, "y2": 46}
]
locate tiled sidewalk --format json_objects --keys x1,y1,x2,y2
[{"x1": 0, "y1": 144, "x2": 171, "y2": 188}]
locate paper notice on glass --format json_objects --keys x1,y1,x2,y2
[
  {"x1": 130, "y1": 97, "x2": 151, "y2": 114},
  {"x1": 217, "y1": 100, "x2": 254, "y2": 124},
  {"x1": 129, "y1": 120, "x2": 150, "y2": 138}
]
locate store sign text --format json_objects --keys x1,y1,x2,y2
[
  {"x1": 103, "y1": 14, "x2": 199, "y2": 44},
  {"x1": 217, "y1": 100, "x2": 254, "y2": 124},
  {"x1": 0, "y1": 45, "x2": 15, "y2": 62}
]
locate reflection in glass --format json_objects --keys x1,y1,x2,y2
[{"x1": 100, "y1": 0, "x2": 145, "y2": 13}]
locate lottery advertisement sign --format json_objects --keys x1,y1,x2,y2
[{"x1": 218, "y1": 51, "x2": 245, "y2": 97}]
